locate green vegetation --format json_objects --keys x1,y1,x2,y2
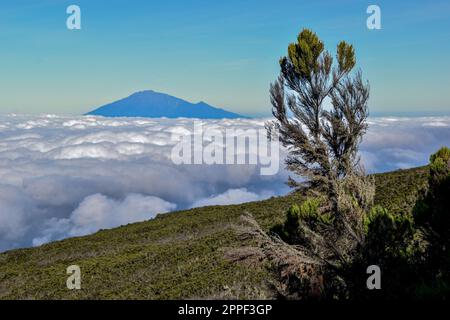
[
  {"x1": 0, "y1": 166, "x2": 429, "y2": 300},
  {"x1": 373, "y1": 166, "x2": 429, "y2": 215},
  {"x1": 268, "y1": 148, "x2": 449, "y2": 300},
  {"x1": 413, "y1": 147, "x2": 450, "y2": 298}
]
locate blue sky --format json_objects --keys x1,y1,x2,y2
[{"x1": 0, "y1": 0, "x2": 449, "y2": 116}]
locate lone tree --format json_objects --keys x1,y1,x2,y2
[
  {"x1": 266, "y1": 29, "x2": 370, "y2": 218},
  {"x1": 228, "y1": 30, "x2": 374, "y2": 298}
]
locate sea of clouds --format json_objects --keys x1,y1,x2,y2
[{"x1": 0, "y1": 114, "x2": 449, "y2": 252}]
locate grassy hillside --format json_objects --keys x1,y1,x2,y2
[{"x1": 0, "y1": 166, "x2": 429, "y2": 300}]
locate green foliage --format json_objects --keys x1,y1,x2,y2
[
  {"x1": 429, "y1": 146, "x2": 450, "y2": 187},
  {"x1": 415, "y1": 146, "x2": 450, "y2": 234},
  {"x1": 429, "y1": 146, "x2": 450, "y2": 164},
  {"x1": 337, "y1": 41, "x2": 356, "y2": 73},
  {"x1": 285, "y1": 29, "x2": 355, "y2": 81},
  {"x1": 286, "y1": 29, "x2": 324, "y2": 80},
  {"x1": 373, "y1": 166, "x2": 429, "y2": 216},
  {"x1": 349, "y1": 147, "x2": 450, "y2": 299},
  {"x1": 413, "y1": 146, "x2": 450, "y2": 298},
  {"x1": 297, "y1": 198, "x2": 334, "y2": 226},
  {"x1": 273, "y1": 198, "x2": 334, "y2": 244},
  {"x1": 279, "y1": 204, "x2": 301, "y2": 241},
  {"x1": 363, "y1": 206, "x2": 415, "y2": 259},
  {"x1": 345, "y1": 206, "x2": 421, "y2": 299}
]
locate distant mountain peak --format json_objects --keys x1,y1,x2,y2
[{"x1": 86, "y1": 90, "x2": 246, "y2": 119}]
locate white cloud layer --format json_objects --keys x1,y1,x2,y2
[
  {"x1": 0, "y1": 114, "x2": 449, "y2": 251},
  {"x1": 32, "y1": 193, "x2": 176, "y2": 247},
  {"x1": 191, "y1": 188, "x2": 274, "y2": 208},
  {"x1": 361, "y1": 117, "x2": 450, "y2": 172}
]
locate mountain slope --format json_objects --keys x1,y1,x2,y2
[
  {"x1": 86, "y1": 90, "x2": 246, "y2": 119},
  {"x1": 0, "y1": 166, "x2": 429, "y2": 299}
]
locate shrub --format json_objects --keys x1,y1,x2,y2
[
  {"x1": 343, "y1": 206, "x2": 420, "y2": 299},
  {"x1": 275, "y1": 198, "x2": 334, "y2": 243},
  {"x1": 429, "y1": 146, "x2": 450, "y2": 164},
  {"x1": 363, "y1": 206, "x2": 415, "y2": 260},
  {"x1": 413, "y1": 146, "x2": 450, "y2": 298},
  {"x1": 415, "y1": 147, "x2": 450, "y2": 238}
]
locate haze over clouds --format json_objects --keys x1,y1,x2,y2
[{"x1": 0, "y1": 114, "x2": 449, "y2": 251}]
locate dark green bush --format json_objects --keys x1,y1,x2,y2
[
  {"x1": 363, "y1": 206, "x2": 415, "y2": 259},
  {"x1": 273, "y1": 198, "x2": 334, "y2": 243},
  {"x1": 413, "y1": 146, "x2": 450, "y2": 298},
  {"x1": 342, "y1": 206, "x2": 420, "y2": 299}
]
